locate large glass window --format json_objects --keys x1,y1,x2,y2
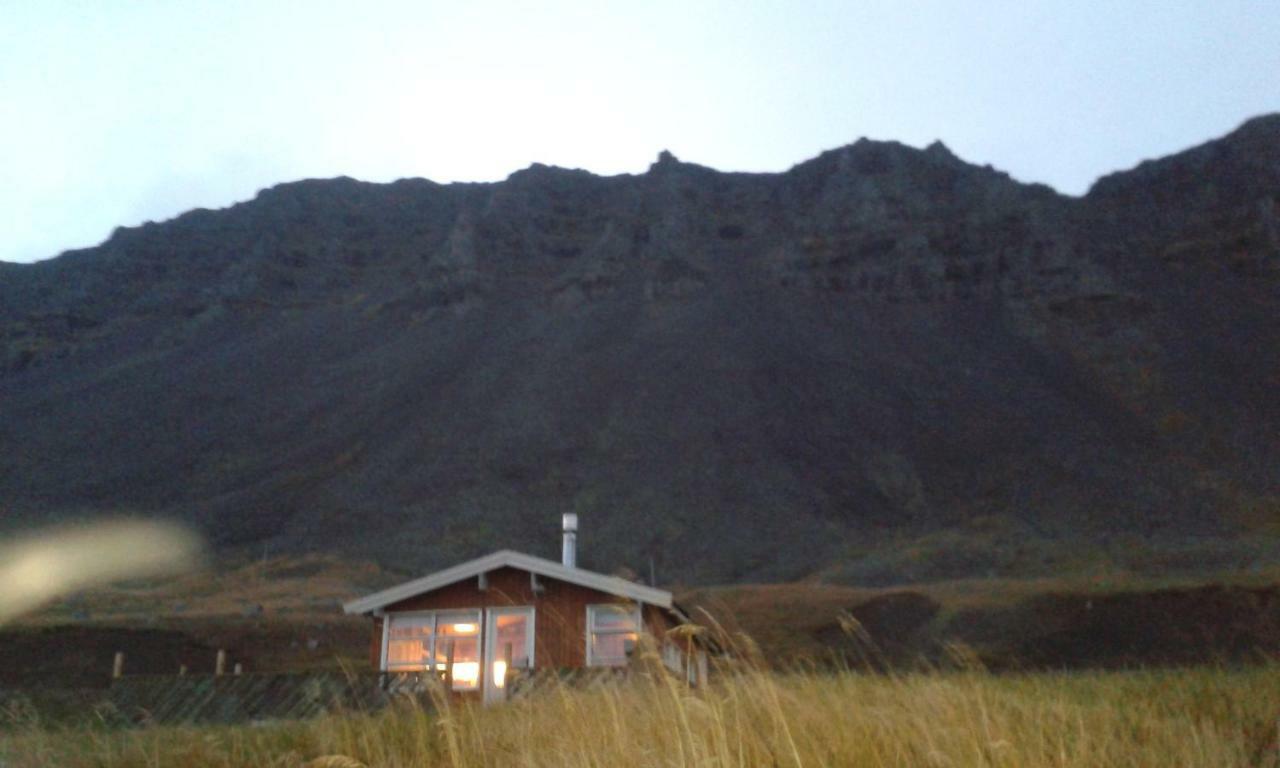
[
  {"x1": 587, "y1": 604, "x2": 641, "y2": 667},
  {"x1": 383, "y1": 610, "x2": 483, "y2": 690}
]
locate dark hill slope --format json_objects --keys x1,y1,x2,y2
[{"x1": 2, "y1": 118, "x2": 1277, "y2": 584}]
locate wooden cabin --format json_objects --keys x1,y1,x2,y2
[{"x1": 344, "y1": 514, "x2": 708, "y2": 704}]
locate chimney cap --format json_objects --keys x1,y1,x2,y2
[{"x1": 562, "y1": 513, "x2": 578, "y2": 532}]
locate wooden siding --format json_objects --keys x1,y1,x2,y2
[
  {"x1": 379, "y1": 566, "x2": 678, "y2": 669},
  {"x1": 369, "y1": 616, "x2": 384, "y2": 669}
]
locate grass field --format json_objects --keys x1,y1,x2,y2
[
  {"x1": 4, "y1": 550, "x2": 1279, "y2": 766},
  {"x1": 3, "y1": 660, "x2": 1277, "y2": 767}
]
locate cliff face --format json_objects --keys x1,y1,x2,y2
[{"x1": 2, "y1": 117, "x2": 1277, "y2": 584}]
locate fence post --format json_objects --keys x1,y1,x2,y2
[
  {"x1": 216, "y1": 649, "x2": 227, "y2": 676},
  {"x1": 234, "y1": 662, "x2": 243, "y2": 676},
  {"x1": 112, "y1": 651, "x2": 124, "y2": 679}
]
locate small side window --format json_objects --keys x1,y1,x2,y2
[{"x1": 587, "y1": 604, "x2": 641, "y2": 667}]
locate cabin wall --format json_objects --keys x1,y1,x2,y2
[
  {"x1": 369, "y1": 616, "x2": 384, "y2": 669},
  {"x1": 378, "y1": 567, "x2": 675, "y2": 669}
]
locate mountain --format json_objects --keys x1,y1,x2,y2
[{"x1": 2, "y1": 117, "x2": 1278, "y2": 585}]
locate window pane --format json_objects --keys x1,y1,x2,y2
[
  {"x1": 662, "y1": 641, "x2": 683, "y2": 674},
  {"x1": 494, "y1": 613, "x2": 531, "y2": 668},
  {"x1": 589, "y1": 631, "x2": 638, "y2": 666},
  {"x1": 590, "y1": 605, "x2": 638, "y2": 631},
  {"x1": 436, "y1": 612, "x2": 481, "y2": 637},
  {"x1": 387, "y1": 638, "x2": 433, "y2": 668},
  {"x1": 435, "y1": 611, "x2": 481, "y2": 690},
  {"x1": 386, "y1": 615, "x2": 433, "y2": 670},
  {"x1": 389, "y1": 615, "x2": 434, "y2": 637}
]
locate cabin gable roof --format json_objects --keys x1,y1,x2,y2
[{"x1": 343, "y1": 549, "x2": 674, "y2": 615}]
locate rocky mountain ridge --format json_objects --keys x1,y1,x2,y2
[{"x1": 2, "y1": 116, "x2": 1277, "y2": 584}]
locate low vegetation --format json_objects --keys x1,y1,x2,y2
[
  {"x1": 3, "y1": 547, "x2": 1277, "y2": 765},
  {"x1": 2, "y1": 660, "x2": 1277, "y2": 767}
]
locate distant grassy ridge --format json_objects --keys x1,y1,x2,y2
[
  {"x1": 683, "y1": 574, "x2": 1280, "y2": 667},
  {"x1": 3, "y1": 662, "x2": 1278, "y2": 767},
  {"x1": 9, "y1": 554, "x2": 1280, "y2": 683},
  {"x1": 25, "y1": 553, "x2": 398, "y2": 626}
]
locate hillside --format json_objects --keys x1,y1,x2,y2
[{"x1": 2, "y1": 116, "x2": 1278, "y2": 584}]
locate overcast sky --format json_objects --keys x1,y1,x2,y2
[{"x1": 2, "y1": 1, "x2": 1277, "y2": 265}]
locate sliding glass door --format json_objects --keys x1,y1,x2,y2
[{"x1": 483, "y1": 606, "x2": 534, "y2": 704}]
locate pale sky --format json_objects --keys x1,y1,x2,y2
[{"x1": 2, "y1": 1, "x2": 1277, "y2": 264}]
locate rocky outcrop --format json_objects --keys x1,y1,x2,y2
[{"x1": 1, "y1": 116, "x2": 1277, "y2": 583}]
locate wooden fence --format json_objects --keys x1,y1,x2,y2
[
  {"x1": 105, "y1": 673, "x2": 402, "y2": 726},
  {"x1": 100, "y1": 667, "x2": 637, "y2": 726}
]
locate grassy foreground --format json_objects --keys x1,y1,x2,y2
[{"x1": 2, "y1": 663, "x2": 1278, "y2": 767}]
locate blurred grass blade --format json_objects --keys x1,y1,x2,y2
[{"x1": 0, "y1": 520, "x2": 203, "y2": 624}]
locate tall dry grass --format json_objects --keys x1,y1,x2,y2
[{"x1": 2, "y1": 659, "x2": 1278, "y2": 767}]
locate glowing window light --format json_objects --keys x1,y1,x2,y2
[
  {"x1": 492, "y1": 660, "x2": 508, "y2": 688},
  {"x1": 450, "y1": 623, "x2": 477, "y2": 634},
  {"x1": 450, "y1": 661, "x2": 480, "y2": 689}
]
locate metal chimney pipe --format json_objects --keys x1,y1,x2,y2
[{"x1": 562, "y1": 513, "x2": 578, "y2": 568}]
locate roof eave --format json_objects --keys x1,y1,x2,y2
[{"x1": 342, "y1": 550, "x2": 673, "y2": 614}]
